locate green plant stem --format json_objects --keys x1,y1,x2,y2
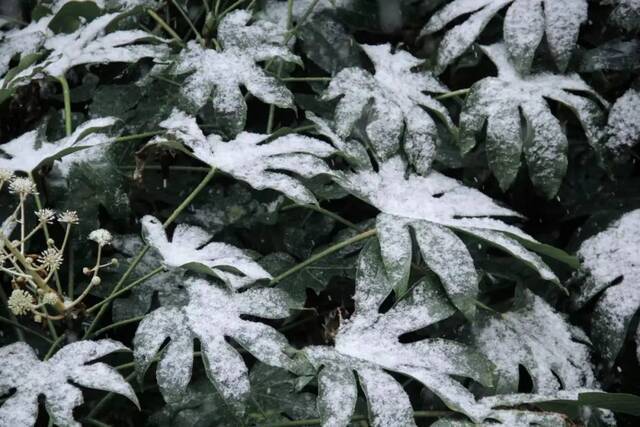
[
  {"x1": 86, "y1": 266, "x2": 164, "y2": 315},
  {"x1": 56, "y1": 75, "x2": 72, "y2": 136},
  {"x1": 44, "y1": 333, "x2": 66, "y2": 360},
  {"x1": 0, "y1": 316, "x2": 52, "y2": 343},
  {"x1": 91, "y1": 315, "x2": 146, "y2": 338},
  {"x1": 82, "y1": 167, "x2": 217, "y2": 339},
  {"x1": 114, "y1": 131, "x2": 162, "y2": 143},
  {"x1": 280, "y1": 76, "x2": 331, "y2": 82},
  {"x1": 147, "y1": 9, "x2": 185, "y2": 46},
  {"x1": 170, "y1": 0, "x2": 205, "y2": 44},
  {"x1": 281, "y1": 204, "x2": 360, "y2": 231},
  {"x1": 436, "y1": 88, "x2": 470, "y2": 100},
  {"x1": 260, "y1": 411, "x2": 452, "y2": 426},
  {"x1": 270, "y1": 229, "x2": 376, "y2": 284},
  {"x1": 83, "y1": 418, "x2": 112, "y2": 427}
]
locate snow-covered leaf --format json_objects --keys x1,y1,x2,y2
[
  {"x1": 324, "y1": 43, "x2": 452, "y2": 174},
  {"x1": 141, "y1": 215, "x2": 271, "y2": 289},
  {"x1": 335, "y1": 155, "x2": 561, "y2": 317},
  {"x1": 472, "y1": 288, "x2": 596, "y2": 393},
  {"x1": 605, "y1": 87, "x2": 640, "y2": 156},
  {"x1": 303, "y1": 242, "x2": 495, "y2": 425},
  {"x1": 133, "y1": 277, "x2": 298, "y2": 412},
  {"x1": 460, "y1": 43, "x2": 607, "y2": 197},
  {"x1": 6, "y1": 13, "x2": 168, "y2": 87},
  {"x1": 150, "y1": 109, "x2": 336, "y2": 204},
  {"x1": 575, "y1": 209, "x2": 640, "y2": 363},
  {"x1": 0, "y1": 17, "x2": 51, "y2": 79},
  {"x1": 602, "y1": 0, "x2": 640, "y2": 31},
  {"x1": 422, "y1": 0, "x2": 588, "y2": 73},
  {"x1": 170, "y1": 10, "x2": 300, "y2": 133},
  {"x1": 0, "y1": 117, "x2": 117, "y2": 173},
  {"x1": 0, "y1": 340, "x2": 138, "y2": 427}
]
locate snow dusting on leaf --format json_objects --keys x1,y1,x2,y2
[
  {"x1": 151, "y1": 109, "x2": 336, "y2": 204},
  {"x1": 603, "y1": 0, "x2": 640, "y2": 31},
  {"x1": 422, "y1": 0, "x2": 588, "y2": 73},
  {"x1": 303, "y1": 242, "x2": 495, "y2": 425},
  {"x1": 6, "y1": 13, "x2": 168, "y2": 87},
  {"x1": 324, "y1": 43, "x2": 451, "y2": 174},
  {"x1": 133, "y1": 277, "x2": 297, "y2": 412},
  {"x1": 0, "y1": 117, "x2": 117, "y2": 174},
  {"x1": 575, "y1": 209, "x2": 640, "y2": 363},
  {"x1": 141, "y1": 215, "x2": 271, "y2": 289},
  {"x1": 460, "y1": 43, "x2": 607, "y2": 198},
  {"x1": 171, "y1": 10, "x2": 299, "y2": 133},
  {"x1": 0, "y1": 16, "x2": 51, "y2": 78},
  {"x1": 335, "y1": 155, "x2": 560, "y2": 316},
  {"x1": 473, "y1": 288, "x2": 596, "y2": 393},
  {"x1": 605, "y1": 87, "x2": 640, "y2": 156},
  {"x1": 0, "y1": 340, "x2": 138, "y2": 427}
]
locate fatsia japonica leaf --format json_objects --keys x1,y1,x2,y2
[
  {"x1": 472, "y1": 288, "x2": 596, "y2": 394},
  {"x1": 0, "y1": 117, "x2": 117, "y2": 174},
  {"x1": 335, "y1": 155, "x2": 561, "y2": 318},
  {"x1": 5, "y1": 12, "x2": 168, "y2": 88},
  {"x1": 0, "y1": 16, "x2": 51, "y2": 78},
  {"x1": 460, "y1": 43, "x2": 607, "y2": 198},
  {"x1": 575, "y1": 209, "x2": 640, "y2": 363},
  {"x1": 602, "y1": 0, "x2": 640, "y2": 31},
  {"x1": 0, "y1": 340, "x2": 138, "y2": 427},
  {"x1": 133, "y1": 277, "x2": 298, "y2": 412},
  {"x1": 303, "y1": 242, "x2": 495, "y2": 425},
  {"x1": 141, "y1": 215, "x2": 271, "y2": 289},
  {"x1": 605, "y1": 87, "x2": 640, "y2": 156},
  {"x1": 150, "y1": 109, "x2": 336, "y2": 204},
  {"x1": 170, "y1": 9, "x2": 300, "y2": 133},
  {"x1": 324, "y1": 43, "x2": 453, "y2": 174},
  {"x1": 421, "y1": 0, "x2": 588, "y2": 73}
]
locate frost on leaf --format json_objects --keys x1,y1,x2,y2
[
  {"x1": 605, "y1": 87, "x2": 640, "y2": 156},
  {"x1": 421, "y1": 0, "x2": 588, "y2": 73},
  {"x1": 0, "y1": 340, "x2": 138, "y2": 427},
  {"x1": 575, "y1": 209, "x2": 640, "y2": 363},
  {"x1": 133, "y1": 277, "x2": 298, "y2": 412},
  {"x1": 602, "y1": 0, "x2": 640, "y2": 31},
  {"x1": 472, "y1": 288, "x2": 596, "y2": 394},
  {"x1": 460, "y1": 43, "x2": 607, "y2": 198},
  {"x1": 303, "y1": 242, "x2": 495, "y2": 426},
  {"x1": 335, "y1": 155, "x2": 560, "y2": 318},
  {"x1": 5, "y1": 13, "x2": 168, "y2": 88},
  {"x1": 0, "y1": 117, "x2": 117, "y2": 174},
  {"x1": 324, "y1": 43, "x2": 452, "y2": 174},
  {"x1": 170, "y1": 10, "x2": 300, "y2": 133},
  {"x1": 150, "y1": 109, "x2": 336, "y2": 204},
  {"x1": 141, "y1": 215, "x2": 271, "y2": 289}
]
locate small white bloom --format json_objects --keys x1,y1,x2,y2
[
  {"x1": 89, "y1": 229, "x2": 112, "y2": 246},
  {"x1": 42, "y1": 292, "x2": 60, "y2": 306},
  {"x1": 38, "y1": 248, "x2": 64, "y2": 272},
  {"x1": 0, "y1": 168, "x2": 14, "y2": 185},
  {"x1": 8, "y1": 289, "x2": 34, "y2": 316},
  {"x1": 8, "y1": 177, "x2": 38, "y2": 196},
  {"x1": 58, "y1": 210, "x2": 79, "y2": 224},
  {"x1": 35, "y1": 209, "x2": 56, "y2": 224},
  {"x1": 90, "y1": 276, "x2": 101, "y2": 286}
]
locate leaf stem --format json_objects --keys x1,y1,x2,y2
[
  {"x1": 91, "y1": 315, "x2": 146, "y2": 338},
  {"x1": 0, "y1": 315, "x2": 52, "y2": 343},
  {"x1": 436, "y1": 88, "x2": 470, "y2": 100},
  {"x1": 280, "y1": 76, "x2": 331, "y2": 82},
  {"x1": 44, "y1": 333, "x2": 66, "y2": 360},
  {"x1": 147, "y1": 9, "x2": 185, "y2": 46},
  {"x1": 270, "y1": 229, "x2": 376, "y2": 284},
  {"x1": 56, "y1": 75, "x2": 72, "y2": 136},
  {"x1": 281, "y1": 204, "x2": 360, "y2": 231},
  {"x1": 86, "y1": 266, "x2": 164, "y2": 314},
  {"x1": 114, "y1": 131, "x2": 162, "y2": 143}
]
